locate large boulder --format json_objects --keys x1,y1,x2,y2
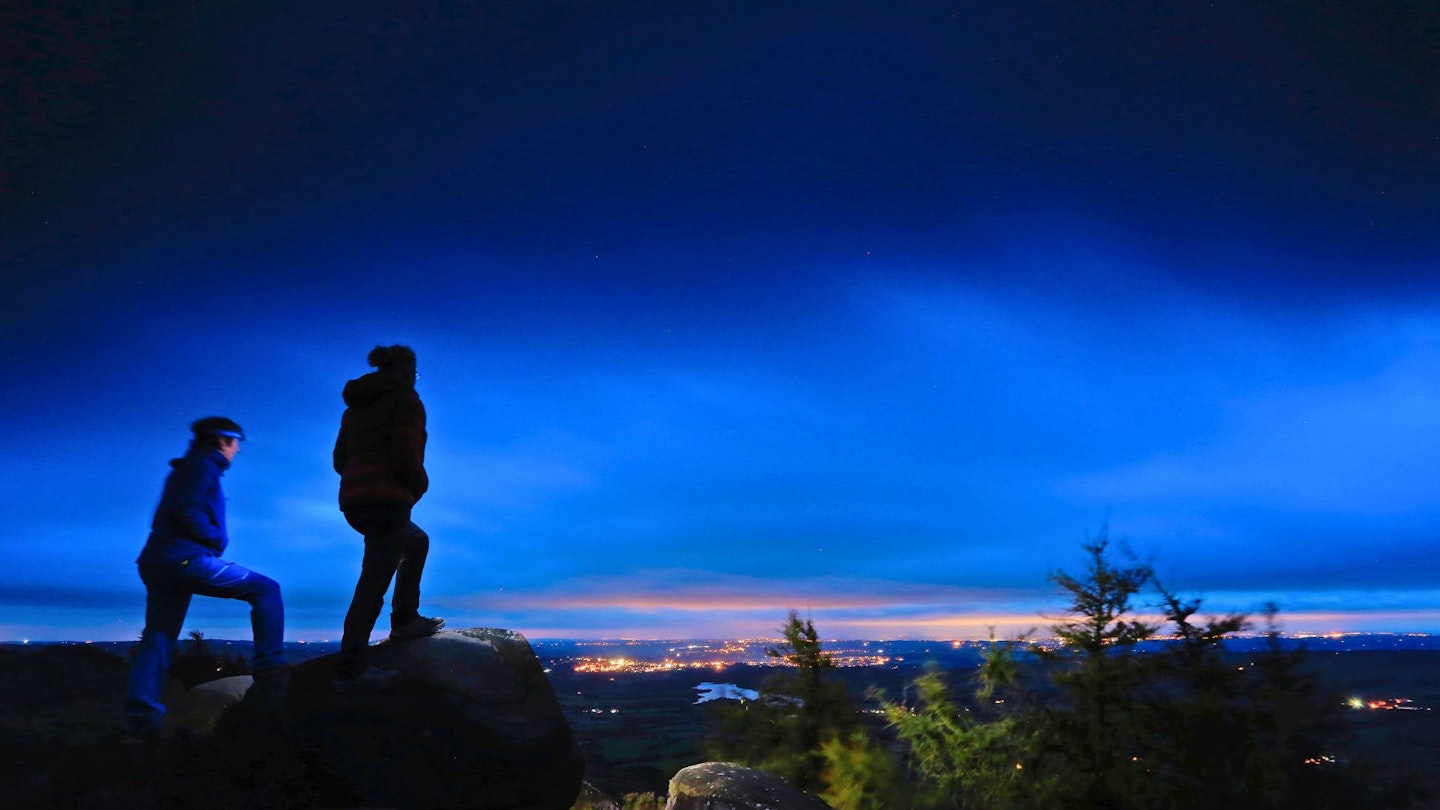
[
  {"x1": 666, "y1": 762, "x2": 833, "y2": 810},
  {"x1": 228, "y1": 627, "x2": 584, "y2": 809}
]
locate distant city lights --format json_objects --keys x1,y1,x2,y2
[{"x1": 1347, "y1": 697, "x2": 1429, "y2": 712}]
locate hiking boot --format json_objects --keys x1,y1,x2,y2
[
  {"x1": 330, "y1": 666, "x2": 402, "y2": 693},
  {"x1": 389, "y1": 613, "x2": 445, "y2": 642}
]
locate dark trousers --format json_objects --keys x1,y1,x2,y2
[
  {"x1": 125, "y1": 556, "x2": 285, "y2": 729},
  {"x1": 338, "y1": 502, "x2": 429, "y2": 677}
]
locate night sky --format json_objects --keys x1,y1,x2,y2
[{"x1": 4, "y1": 2, "x2": 1439, "y2": 642}]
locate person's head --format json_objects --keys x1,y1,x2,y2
[
  {"x1": 191, "y1": 416, "x2": 245, "y2": 460},
  {"x1": 368, "y1": 344, "x2": 418, "y2": 386}
]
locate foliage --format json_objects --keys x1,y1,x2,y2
[
  {"x1": 819, "y1": 729, "x2": 912, "y2": 810},
  {"x1": 703, "y1": 610, "x2": 860, "y2": 792},
  {"x1": 700, "y1": 531, "x2": 1367, "y2": 809},
  {"x1": 883, "y1": 666, "x2": 1047, "y2": 810},
  {"x1": 883, "y1": 527, "x2": 1360, "y2": 810},
  {"x1": 170, "y1": 629, "x2": 251, "y2": 689},
  {"x1": 620, "y1": 792, "x2": 664, "y2": 809},
  {"x1": 1034, "y1": 532, "x2": 1159, "y2": 806}
]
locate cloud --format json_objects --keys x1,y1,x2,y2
[
  {"x1": 1059, "y1": 316, "x2": 1440, "y2": 515},
  {"x1": 442, "y1": 569, "x2": 1042, "y2": 615}
]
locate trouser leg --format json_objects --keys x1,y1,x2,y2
[
  {"x1": 186, "y1": 556, "x2": 287, "y2": 673},
  {"x1": 184, "y1": 553, "x2": 288, "y2": 668},
  {"x1": 125, "y1": 566, "x2": 191, "y2": 728},
  {"x1": 338, "y1": 504, "x2": 409, "y2": 677},
  {"x1": 390, "y1": 521, "x2": 430, "y2": 620}
]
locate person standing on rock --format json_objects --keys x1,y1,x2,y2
[
  {"x1": 333, "y1": 345, "x2": 445, "y2": 691},
  {"x1": 124, "y1": 417, "x2": 289, "y2": 737}
]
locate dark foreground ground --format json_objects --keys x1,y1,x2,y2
[{"x1": 1, "y1": 644, "x2": 1437, "y2": 806}]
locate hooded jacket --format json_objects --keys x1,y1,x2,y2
[
  {"x1": 137, "y1": 445, "x2": 231, "y2": 564},
  {"x1": 333, "y1": 370, "x2": 429, "y2": 509}
]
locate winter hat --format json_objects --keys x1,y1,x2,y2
[
  {"x1": 368, "y1": 344, "x2": 417, "y2": 370},
  {"x1": 191, "y1": 416, "x2": 246, "y2": 441}
]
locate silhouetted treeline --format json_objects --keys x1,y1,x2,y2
[{"x1": 167, "y1": 630, "x2": 252, "y2": 689}]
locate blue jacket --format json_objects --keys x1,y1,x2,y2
[{"x1": 137, "y1": 445, "x2": 231, "y2": 564}]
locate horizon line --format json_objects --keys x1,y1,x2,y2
[{"x1": 8, "y1": 629, "x2": 1440, "y2": 645}]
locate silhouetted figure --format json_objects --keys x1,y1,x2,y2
[
  {"x1": 124, "y1": 417, "x2": 287, "y2": 737},
  {"x1": 333, "y1": 345, "x2": 444, "y2": 691}
]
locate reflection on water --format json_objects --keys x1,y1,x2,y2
[{"x1": 694, "y1": 681, "x2": 759, "y2": 704}]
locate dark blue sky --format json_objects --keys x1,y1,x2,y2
[{"x1": 4, "y1": 1, "x2": 1439, "y2": 641}]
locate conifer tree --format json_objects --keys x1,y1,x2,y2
[
  {"x1": 819, "y1": 729, "x2": 910, "y2": 810},
  {"x1": 885, "y1": 663, "x2": 1041, "y2": 810},
  {"x1": 171, "y1": 629, "x2": 251, "y2": 689},
  {"x1": 1039, "y1": 529, "x2": 1158, "y2": 807},
  {"x1": 703, "y1": 611, "x2": 858, "y2": 792},
  {"x1": 885, "y1": 529, "x2": 1360, "y2": 810}
]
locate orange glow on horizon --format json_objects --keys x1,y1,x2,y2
[{"x1": 8, "y1": 603, "x2": 1440, "y2": 644}]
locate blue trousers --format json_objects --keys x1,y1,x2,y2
[
  {"x1": 338, "y1": 503, "x2": 429, "y2": 677},
  {"x1": 124, "y1": 556, "x2": 285, "y2": 729}
]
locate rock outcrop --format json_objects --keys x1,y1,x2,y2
[
  {"x1": 666, "y1": 762, "x2": 833, "y2": 810},
  {"x1": 567, "y1": 781, "x2": 622, "y2": 809},
  {"x1": 168, "y1": 674, "x2": 252, "y2": 736},
  {"x1": 226, "y1": 627, "x2": 584, "y2": 809}
]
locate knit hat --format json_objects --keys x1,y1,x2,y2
[
  {"x1": 191, "y1": 416, "x2": 246, "y2": 441},
  {"x1": 368, "y1": 344, "x2": 417, "y2": 370}
]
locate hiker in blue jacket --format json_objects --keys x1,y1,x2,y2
[{"x1": 123, "y1": 417, "x2": 287, "y2": 736}]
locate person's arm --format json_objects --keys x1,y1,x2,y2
[
  {"x1": 391, "y1": 391, "x2": 429, "y2": 502},
  {"x1": 333, "y1": 420, "x2": 349, "y2": 476},
  {"x1": 167, "y1": 459, "x2": 226, "y2": 550}
]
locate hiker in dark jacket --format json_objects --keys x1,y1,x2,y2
[
  {"x1": 332, "y1": 345, "x2": 444, "y2": 691},
  {"x1": 124, "y1": 417, "x2": 287, "y2": 736}
]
